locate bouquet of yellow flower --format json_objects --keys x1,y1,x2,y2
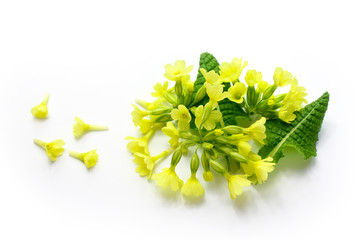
[{"x1": 126, "y1": 52, "x2": 329, "y2": 199}]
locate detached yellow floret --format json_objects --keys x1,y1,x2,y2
[
  {"x1": 219, "y1": 57, "x2": 248, "y2": 83},
  {"x1": 31, "y1": 94, "x2": 49, "y2": 119},
  {"x1": 34, "y1": 138, "x2": 65, "y2": 162},
  {"x1": 171, "y1": 105, "x2": 191, "y2": 130},
  {"x1": 69, "y1": 150, "x2": 98, "y2": 169},
  {"x1": 164, "y1": 60, "x2": 193, "y2": 82},
  {"x1": 243, "y1": 117, "x2": 266, "y2": 145},
  {"x1": 181, "y1": 173, "x2": 205, "y2": 197},
  {"x1": 152, "y1": 166, "x2": 184, "y2": 191},
  {"x1": 224, "y1": 173, "x2": 251, "y2": 199},
  {"x1": 73, "y1": 117, "x2": 108, "y2": 138}
]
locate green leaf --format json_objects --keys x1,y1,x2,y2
[{"x1": 258, "y1": 92, "x2": 330, "y2": 163}]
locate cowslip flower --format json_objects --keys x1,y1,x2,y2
[
  {"x1": 125, "y1": 129, "x2": 155, "y2": 155},
  {"x1": 162, "y1": 122, "x2": 180, "y2": 148},
  {"x1": 69, "y1": 150, "x2": 98, "y2": 169},
  {"x1": 225, "y1": 173, "x2": 251, "y2": 199},
  {"x1": 219, "y1": 57, "x2": 248, "y2": 83},
  {"x1": 181, "y1": 173, "x2": 205, "y2": 197},
  {"x1": 31, "y1": 94, "x2": 49, "y2": 119},
  {"x1": 242, "y1": 153, "x2": 275, "y2": 184},
  {"x1": 151, "y1": 81, "x2": 169, "y2": 98},
  {"x1": 245, "y1": 69, "x2": 262, "y2": 86},
  {"x1": 204, "y1": 82, "x2": 228, "y2": 107},
  {"x1": 273, "y1": 67, "x2": 293, "y2": 87},
  {"x1": 195, "y1": 105, "x2": 222, "y2": 131},
  {"x1": 131, "y1": 104, "x2": 148, "y2": 127},
  {"x1": 152, "y1": 166, "x2": 184, "y2": 191},
  {"x1": 73, "y1": 117, "x2": 108, "y2": 138},
  {"x1": 258, "y1": 80, "x2": 270, "y2": 93},
  {"x1": 171, "y1": 105, "x2": 191, "y2": 130},
  {"x1": 138, "y1": 118, "x2": 155, "y2": 134},
  {"x1": 242, "y1": 117, "x2": 266, "y2": 144},
  {"x1": 164, "y1": 60, "x2": 193, "y2": 82},
  {"x1": 227, "y1": 82, "x2": 247, "y2": 103},
  {"x1": 200, "y1": 68, "x2": 222, "y2": 85},
  {"x1": 34, "y1": 138, "x2": 65, "y2": 162},
  {"x1": 228, "y1": 134, "x2": 252, "y2": 156}
]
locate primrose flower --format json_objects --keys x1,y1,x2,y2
[
  {"x1": 225, "y1": 173, "x2": 251, "y2": 199},
  {"x1": 138, "y1": 118, "x2": 155, "y2": 134},
  {"x1": 151, "y1": 81, "x2": 169, "y2": 98},
  {"x1": 219, "y1": 57, "x2": 248, "y2": 83},
  {"x1": 69, "y1": 150, "x2": 98, "y2": 169},
  {"x1": 181, "y1": 173, "x2": 205, "y2": 197},
  {"x1": 195, "y1": 105, "x2": 222, "y2": 131},
  {"x1": 162, "y1": 122, "x2": 180, "y2": 148},
  {"x1": 258, "y1": 80, "x2": 270, "y2": 93},
  {"x1": 242, "y1": 153, "x2": 275, "y2": 184},
  {"x1": 131, "y1": 104, "x2": 148, "y2": 127},
  {"x1": 200, "y1": 68, "x2": 222, "y2": 85},
  {"x1": 227, "y1": 82, "x2": 247, "y2": 103},
  {"x1": 204, "y1": 82, "x2": 228, "y2": 107},
  {"x1": 34, "y1": 138, "x2": 65, "y2": 162},
  {"x1": 228, "y1": 134, "x2": 252, "y2": 156},
  {"x1": 73, "y1": 117, "x2": 108, "y2": 138},
  {"x1": 273, "y1": 67, "x2": 293, "y2": 87},
  {"x1": 133, "y1": 152, "x2": 151, "y2": 177},
  {"x1": 242, "y1": 117, "x2": 266, "y2": 144},
  {"x1": 152, "y1": 166, "x2": 184, "y2": 191},
  {"x1": 164, "y1": 60, "x2": 193, "y2": 82},
  {"x1": 125, "y1": 129, "x2": 155, "y2": 155},
  {"x1": 245, "y1": 69, "x2": 262, "y2": 86},
  {"x1": 171, "y1": 105, "x2": 191, "y2": 130},
  {"x1": 31, "y1": 94, "x2": 49, "y2": 119}
]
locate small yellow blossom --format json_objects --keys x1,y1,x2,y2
[
  {"x1": 171, "y1": 105, "x2": 191, "y2": 130},
  {"x1": 243, "y1": 117, "x2": 266, "y2": 144},
  {"x1": 181, "y1": 173, "x2": 205, "y2": 197},
  {"x1": 195, "y1": 105, "x2": 222, "y2": 131},
  {"x1": 164, "y1": 60, "x2": 193, "y2": 82},
  {"x1": 245, "y1": 69, "x2": 262, "y2": 86},
  {"x1": 224, "y1": 173, "x2": 251, "y2": 199},
  {"x1": 69, "y1": 150, "x2": 98, "y2": 169},
  {"x1": 131, "y1": 104, "x2": 148, "y2": 127},
  {"x1": 204, "y1": 82, "x2": 228, "y2": 107},
  {"x1": 203, "y1": 171, "x2": 214, "y2": 182},
  {"x1": 34, "y1": 138, "x2": 65, "y2": 162},
  {"x1": 200, "y1": 68, "x2": 222, "y2": 85},
  {"x1": 125, "y1": 129, "x2": 155, "y2": 155},
  {"x1": 214, "y1": 129, "x2": 224, "y2": 136},
  {"x1": 219, "y1": 57, "x2": 248, "y2": 83},
  {"x1": 242, "y1": 153, "x2": 275, "y2": 184},
  {"x1": 258, "y1": 80, "x2": 269, "y2": 93},
  {"x1": 162, "y1": 122, "x2": 180, "y2": 148},
  {"x1": 73, "y1": 117, "x2": 108, "y2": 138},
  {"x1": 152, "y1": 166, "x2": 184, "y2": 191},
  {"x1": 31, "y1": 94, "x2": 49, "y2": 119},
  {"x1": 227, "y1": 134, "x2": 252, "y2": 156},
  {"x1": 273, "y1": 67, "x2": 293, "y2": 87},
  {"x1": 138, "y1": 118, "x2": 155, "y2": 134},
  {"x1": 133, "y1": 152, "x2": 151, "y2": 177},
  {"x1": 151, "y1": 81, "x2": 169, "y2": 98},
  {"x1": 227, "y1": 82, "x2": 247, "y2": 103}
]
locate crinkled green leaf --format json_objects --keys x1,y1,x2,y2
[{"x1": 258, "y1": 92, "x2": 329, "y2": 162}]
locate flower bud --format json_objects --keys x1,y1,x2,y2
[
  {"x1": 193, "y1": 85, "x2": 207, "y2": 105},
  {"x1": 262, "y1": 85, "x2": 277, "y2": 100},
  {"x1": 210, "y1": 160, "x2": 227, "y2": 175},
  {"x1": 222, "y1": 125, "x2": 243, "y2": 134},
  {"x1": 190, "y1": 151, "x2": 200, "y2": 173},
  {"x1": 170, "y1": 146, "x2": 183, "y2": 166}
]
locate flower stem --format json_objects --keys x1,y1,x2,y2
[
  {"x1": 69, "y1": 150, "x2": 83, "y2": 160},
  {"x1": 33, "y1": 139, "x2": 46, "y2": 149},
  {"x1": 88, "y1": 125, "x2": 109, "y2": 131}
]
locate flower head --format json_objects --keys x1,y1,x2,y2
[
  {"x1": 73, "y1": 117, "x2": 108, "y2": 138},
  {"x1": 152, "y1": 166, "x2": 184, "y2": 191},
  {"x1": 273, "y1": 67, "x2": 293, "y2": 87},
  {"x1": 245, "y1": 69, "x2": 262, "y2": 86},
  {"x1": 34, "y1": 138, "x2": 65, "y2": 162},
  {"x1": 181, "y1": 173, "x2": 205, "y2": 197},
  {"x1": 164, "y1": 60, "x2": 193, "y2": 82},
  {"x1": 200, "y1": 68, "x2": 222, "y2": 85},
  {"x1": 219, "y1": 57, "x2": 248, "y2": 83},
  {"x1": 224, "y1": 173, "x2": 251, "y2": 199},
  {"x1": 69, "y1": 150, "x2": 98, "y2": 169},
  {"x1": 162, "y1": 122, "x2": 180, "y2": 148},
  {"x1": 171, "y1": 105, "x2": 191, "y2": 130},
  {"x1": 243, "y1": 117, "x2": 266, "y2": 144},
  {"x1": 227, "y1": 82, "x2": 247, "y2": 103},
  {"x1": 195, "y1": 105, "x2": 222, "y2": 131},
  {"x1": 31, "y1": 94, "x2": 49, "y2": 119}
]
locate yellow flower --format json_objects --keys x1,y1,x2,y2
[
  {"x1": 203, "y1": 171, "x2": 214, "y2": 182},
  {"x1": 69, "y1": 150, "x2": 98, "y2": 169},
  {"x1": 125, "y1": 129, "x2": 155, "y2": 155},
  {"x1": 151, "y1": 81, "x2": 169, "y2": 98},
  {"x1": 34, "y1": 138, "x2": 65, "y2": 162},
  {"x1": 219, "y1": 57, "x2": 248, "y2": 83},
  {"x1": 273, "y1": 67, "x2": 293, "y2": 87},
  {"x1": 171, "y1": 105, "x2": 191, "y2": 130},
  {"x1": 73, "y1": 117, "x2": 108, "y2": 138},
  {"x1": 227, "y1": 134, "x2": 252, "y2": 156},
  {"x1": 181, "y1": 173, "x2": 205, "y2": 197},
  {"x1": 227, "y1": 82, "x2": 247, "y2": 103},
  {"x1": 195, "y1": 105, "x2": 222, "y2": 131},
  {"x1": 243, "y1": 117, "x2": 266, "y2": 144},
  {"x1": 242, "y1": 153, "x2": 275, "y2": 184},
  {"x1": 138, "y1": 118, "x2": 155, "y2": 134},
  {"x1": 200, "y1": 68, "x2": 222, "y2": 85},
  {"x1": 224, "y1": 173, "x2": 251, "y2": 199},
  {"x1": 258, "y1": 80, "x2": 269, "y2": 93},
  {"x1": 245, "y1": 69, "x2": 262, "y2": 86},
  {"x1": 31, "y1": 93, "x2": 49, "y2": 119},
  {"x1": 204, "y1": 82, "x2": 228, "y2": 107},
  {"x1": 131, "y1": 104, "x2": 148, "y2": 127},
  {"x1": 162, "y1": 122, "x2": 180, "y2": 148},
  {"x1": 152, "y1": 166, "x2": 184, "y2": 191},
  {"x1": 164, "y1": 60, "x2": 193, "y2": 82}
]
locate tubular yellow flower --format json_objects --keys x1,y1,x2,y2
[
  {"x1": 204, "y1": 82, "x2": 228, "y2": 107},
  {"x1": 152, "y1": 166, "x2": 184, "y2": 191},
  {"x1": 125, "y1": 129, "x2": 155, "y2": 155},
  {"x1": 69, "y1": 150, "x2": 98, "y2": 169},
  {"x1": 162, "y1": 122, "x2": 180, "y2": 148},
  {"x1": 219, "y1": 57, "x2": 248, "y2": 83},
  {"x1": 227, "y1": 133, "x2": 252, "y2": 156},
  {"x1": 181, "y1": 173, "x2": 205, "y2": 197},
  {"x1": 200, "y1": 68, "x2": 222, "y2": 85},
  {"x1": 171, "y1": 105, "x2": 191, "y2": 130},
  {"x1": 242, "y1": 117, "x2": 266, "y2": 144},
  {"x1": 133, "y1": 152, "x2": 151, "y2": 177},
  {"x1": 258, "y1": 80, "x2": 269, "y2": 93},
  {"x1": 138, "y1": 118, "x2": 155, "y2": 134},
  {"x1": 242, "y1": 153, "x2": 275, "y2": 184},
  {"x1": 131, "y1": 104, "x2": 148, "y2": 127},
  {"x1": 227, "y1": 82, "x2": 247, "y2": 103},
  {"x1": 245, "y1": 69, "x2": 262, "y2": 86},
  {"x1": 31, "y1": 93, "x2": 49, "y2": 119},
  {"x1": 224, "y1": 173, "x2": 251, "y2": 199},
  {"x1": 34, "y1": 138, "x2": 65, "y2": 162},
  {"x1": 273, "y1": 67, "x2": 293, "y2": 87},
  {"x1": 195, "y1": 105, "x2": 222, "y2": 131},
  {"x1": 164, "y1": 60, "x2": 193, "y2": 82},
  {"x1": 73, "y1": 117, "x2": 108, "y2": 138},
  {"x1": 151, "y1": 81, "x2": 169, "y2": 98}
]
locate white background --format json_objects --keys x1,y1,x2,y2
[{"x1": 0, "y1": 0, "x2": 359, "y2": 239}]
